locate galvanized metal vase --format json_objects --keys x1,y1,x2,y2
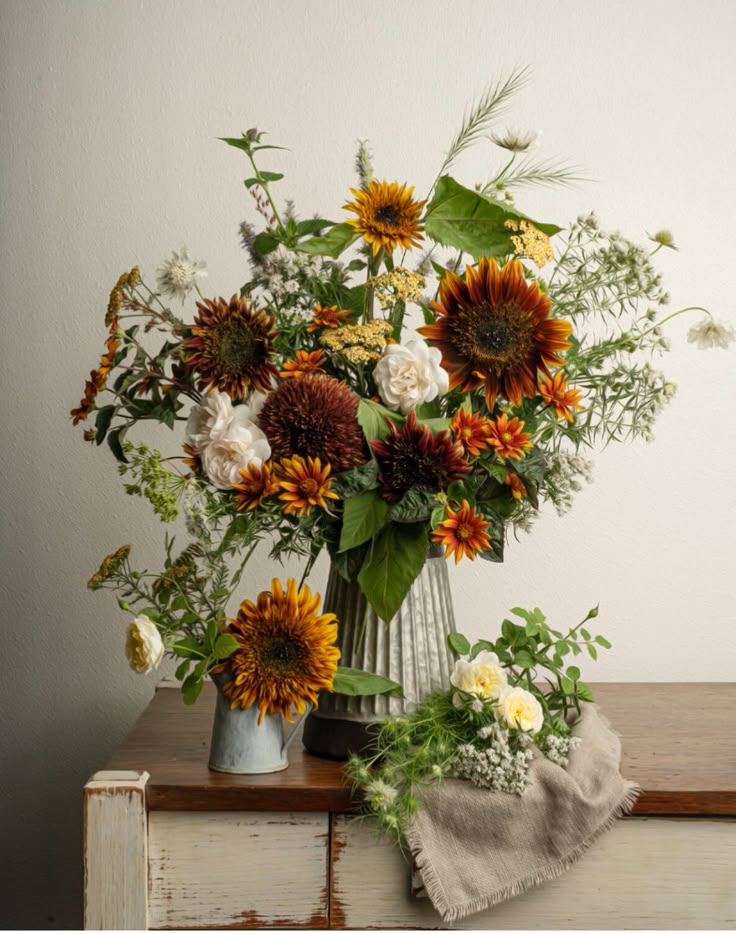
[
  {"x1": 209, "y1": 671, "x2": 309, "y2": 774},
  {"x1": 302, "y1": 546, "x2": 456, "y2": 759}
]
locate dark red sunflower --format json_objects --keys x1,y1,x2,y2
[
  {"x1": 418, "y1": 258, "x2": 572, "y2": 410},
  {"x1": 369, "y1": 410, "x2": 471, "y2": 502},
  {"x1": 183, "y1": 294, "x2": 278, "y2": 399},
  {"x1": 259, "y1": 374, "x2": 366, "y2": 473}
]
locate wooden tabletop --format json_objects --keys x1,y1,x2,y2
[{"x1": 105, "y1": 682, "x2": 736, "y2": 817}]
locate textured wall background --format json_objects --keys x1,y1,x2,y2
[{"x1": 1, "y1": 0, "x2": 735, "y2": 927}]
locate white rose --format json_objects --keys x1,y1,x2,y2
[
  {"x1": 373, "y1": 338, "x2": 449, "y2": 414},
  {"x1": 450, "y1": 650, "x2": 508, "y2": 701},
  {"x1": 125, "y1": 616, "x2": 165, "y2": 673},
  {"x1": 185, "y1": 389, "x2": 257, "y2": 453},
  {"x1": 201, "y1": 424, "x2": 271, "y2": 490},
  {"x1": 496, "y1": 686, "x2": 544, "y2": 733}
]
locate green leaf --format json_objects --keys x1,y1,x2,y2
[
  {"x1": 174, "y1": 660, "x2": 190, "y2": 681},
  {"x1": 587, "y1": 644, "x2": 598, "y2": 660},
  {"x1": 424, "y1": 176, "x2": 561, "y2": 259},
  {"x1": 577, "y1": 681, "x2": 594, "y2": 702},
  {"x1": 447, "y1": 632, "x2": 471, "y2": 656},
  {"x1": 580, "y1": 627, "x2": 591, "y2": 641},
  {"x1": 559, "y1": 675, "x2": 575, "y2": 694},
  {"x1": 514, "y1": 649, "x2": 536, "y2": 669},
  {"x1": 296, "y1": 218, "x2": 332, "y2": 237},
  {"x1": 295, "y1": 222, "x2": 360, "y2": 258},
  {"x1": 391, "y1": 489, "x2": 435, "y2": 524},
  {"x1": 358, "y1": 522, "x2": 428, "y2": 623},
  {"x1": 339, "y1": 490, "x2": 390, "y2": 552},
  {"x1": 556, "y1": 640, "x2": 571, "y2": 656},
  {"x1": 137, "y1": 607, "x2": 161, "y2": 623},
  {"x1": 332, "y1": 666, "x2": 403, "y2": 697},
  {"x1": 594, "y1": 635, "x2": 612, "y2": 649},
  {"x1": 171, "y1": 637, "x2": 205, "y2": 659},
  {"x1": 253, "y1": 231, "x2": 280, "y2": 256},
  {"x1": 566, "y1": 665, "x2": 581, "y2": 681},
  {"x1": 416, "y1": 416, "x2": 451, "y2": 434},
  {"x1": 414, "y1": 399, "x2": 441, "y2": 419},
  {"x1": 331, "y1": 460, "x2": 379, "y2": 498},
  {"x1": 107, "y1": 427, "x2": 129, "y2": 463},
  {"x1": 469, "y1": 639, "x2": 497, "y2": 660},
  {"x1": 515, "y1": 446, "x2": 548, "y2": 484},
  {"x1": 501, "y1": 618, "x2": 525, "y2": 646},
  {"x1": 330, "y1": 543, "x2": 369, "y2": 584},
  {"x1": 213, "y1": 634, "x2": 239, "y2": 660},
  {"x1": 182, "y1": 673, "x2": 204, "y2": 705},
  {"x1": 94, "y1": 405, "x2": 116, "y2": 445},
  {"x1": 357, "y1": 398, "x2": 402, "y2": 442},
  {"x1": 258, "y1": 170, "x2": 283, "y2": 182}
]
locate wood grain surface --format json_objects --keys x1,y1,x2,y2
[{"x1": 105, "y1": 682, "x2": 736, "y2": 816}]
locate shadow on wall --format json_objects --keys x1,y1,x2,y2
[{"x1": 1, "y1": 681, "x2": 153, "y2": 929}]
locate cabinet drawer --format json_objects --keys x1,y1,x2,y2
[
  {"x1": 148, "y1": 811, "x2": 330, "y2": 929},
  {"x1": 331, "y1": 816, "x2": 736, "y2": 929}
]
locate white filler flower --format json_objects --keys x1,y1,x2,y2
[
  {"x1": 450, "y1": 650, "x2": 508, "y2": 701},
  {"x1": 496, "y1": 686, "x2": 544, "y2": 733},
  {"x1": 687, "y1": 317, "x2": 735, "y2": 350},
  {"x1": 373, "y1": 337, "x2": 449, "y2": 413},
  {"x1": 125, "y1": 616, "x2": 165, "y2": 673},
  {"x1": 156, "y1": 246, "x2": 207, "y2": 301}
]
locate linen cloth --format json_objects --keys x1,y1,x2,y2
[{"x1": 408, "y1": 704, "x2": 639, "y2": 923}]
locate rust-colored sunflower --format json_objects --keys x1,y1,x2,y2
[
  {"x1": 259, "y1": 374, "x2": 366, "y2": 473},
  {"x1": 538, "y1": 371, "x2": 584, "y2": 423},
  {"x1": 431, "y1": 500, "x2": 492, "y2": 564},
  {"x1": 217, "y1": 578, "x2": 341, "y2": 722},
  {"x1": 369, "y1": 409, "x2": 471, "y2": 502},
  {"x1": 183, "y1": 294, "x2": 278, "y2": 399},
  {"x1": 418, "y1": 258, "x2": 572, "y2": 410},
  {"x1": 504, "y1": 472, "x2": 527, "y2": 500},
  {"x1": 343, "y1": 181, "x2": 426, "y2": 256},
  {"x1": 307, "y1": 305, "x2": 355, "y2": 333},
  {"x1": 486, "y1": 413, "x2": 533, "y2": 461},
  {"x1": 231, "y1": 461, "x2": 278, "y2": 511},
  {"x1": 275, "y1": 455, "x2": 339, "y2": 517},
  {"x1": 450, "y1": 406, "x2": 494, "y2": 457},
  {"x1": 280, "y1": 349, "x2": 327, "y2": 379}
]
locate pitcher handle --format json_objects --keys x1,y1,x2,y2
[{"x1": 283, "y1": 702, "x2": 312, "y2": 752}]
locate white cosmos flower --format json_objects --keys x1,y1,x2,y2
[
  {"x1": 156, "y1": 246, "x2": 207, "y2": 302},
  {"x1": 687, "y1": 317, "x2": 735, "y2": 350},
  {"x1": 201, "y1": 424, "x2": 271, "y2": 490},
  {"x1": 491, "y1": 127, "x2": 540, "y2": 153},
  {"x1": 450, "y1": 650, "x2": 508, "y2": 701},
  {"x1": 373, "y1": 338, "x2": 449, "y2": 414},
  {"x1": 495, "y1": 686, "x2": 544, "y2": 734},
  {"x1": 185, "y1": 389, "x2": 257, "y2": 453},
  {"x1": 125, "y1": 617, "x2": 165, "y2": 673}
]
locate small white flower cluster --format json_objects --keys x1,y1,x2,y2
[
  {"x1": 156, "y1": 247, "x2": 207, "y2": 302},
  {"x1": 453, "y1": 724, "x2": 534, "y2": 795},
  {"x1": 249, "y1": 247, "x2": 341, "y2": 326},
  {"x1": 539, "y1": 732, "x2": 582, "y2": 768},
  {"x1": 544, "y1": 452, "x2": 595, "y2": 516},
  {"x1": 632, "y1": 362, "x2": 678, "y2": 443}
]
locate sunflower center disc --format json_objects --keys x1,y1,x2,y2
[
  {"x1": 298, "y1": 478, "x2": 320, "y2": 497},
  {"x1": 218, "y1": 323, "x2": 258, "y2": 374},
  {"x1": 374, "y1": 205, "x2": 401, "y2": 228},
  {"x1": 473, "y1": 314, "x2": 518, "y2": 359},
  {"x1": 264, "y1": 636, "x2": 300, "y2": 667}
]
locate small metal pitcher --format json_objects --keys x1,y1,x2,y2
[{"x1": 208, "y1": 672, "x2": 309, "y2": 774}]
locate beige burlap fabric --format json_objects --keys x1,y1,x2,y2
[{"x1": 408, "y1": 704, "x2": 639, "y2": 923}]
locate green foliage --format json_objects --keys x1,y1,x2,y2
[
  {"x1": 339, "y1": 490, "x2": 390, "y2": 552},
  {"x1": 358, "y1": 522, "x2": 428, "y2": 623},
  {"x1": 332, "y1": 667, "x2": 403, "y2": 697},
  {"x1": 357, "y1": 398, "x2": 402, "y2": 442}
]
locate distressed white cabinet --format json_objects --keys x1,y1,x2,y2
[{"x1": 84, "y1": 683, "x2": 736, "y2": 929}]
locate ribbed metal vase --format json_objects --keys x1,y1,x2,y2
[{"x1": 302, "y1": 547, "x2": 456, "y2": 759}]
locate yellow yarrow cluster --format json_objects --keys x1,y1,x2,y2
[
  {"x1": 368, "y1": 267, "x2": 425, "y2": 310},
  {"x1": 319, "y1": 319, "x2": 393, "y2": 365},
  {"x1": 504, "y1": 220, "x2": 553, "y2": 268},
  {"x1": 105, "y1": 266, "x2": 140, "y2": 325}
]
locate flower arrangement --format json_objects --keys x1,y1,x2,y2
[
  {"x1": 72, "y1": 69, "x2": 732, "y2": 706},
  {"x1": 346, "y1": 604, "x2": 608, "y2": 842}
]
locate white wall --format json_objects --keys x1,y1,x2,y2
[{"x1": 1, "y1": 0, "x2": 734, "y2": 926}]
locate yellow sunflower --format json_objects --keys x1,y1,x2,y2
[
  {"x1": 343, "y1": 180, "x2": 425, "y2": 256},
  {"x1": 276, "y1": 455, "x2": 339, "y2": 516},
  {"x1": 218, "y1": 578, "x2": 340, "y2": 722}
]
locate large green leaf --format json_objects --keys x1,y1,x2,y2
[
  {"x1": 332, "y1": 666, "x2": 403, "y2": 697},
  {"x1": 295, "y1": 222, "x2": 360, "y2": 258},
  {"x1": 358, "y1": 522, "x2": 428, "y2": 623},
  {"x1": 357, "y1": 398, "x2": 402, "y2": 442},
  {"x1": 331, "y1": 460, "x2": 379, "y2": 498},
  {"x1": 424, "y1": 176, "x2": 560, "y2": 260},
  {"x1": 339, "y1": 489, "x2": 390, "y2": 552},
  {"x1": 391, "y1": 489, "x2": 435, "y2": 524}
]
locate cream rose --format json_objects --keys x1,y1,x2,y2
[
  {"x1": 496, "y1": 686, "x2": 544, "y2": 733},
  {"x1": 185, "y1": 389, "x2": 258, "y2": 453},
  {"x1": 450, "y1": 650, "x2": 508, "y2": 701},
  {"x1": 125, "y1": 616, "x2": 165, "y2": 673},
  {"x1": 373, "y1": 338, "x2": 449, "y2": 414},
  {"x1": 200, "y1": 424, "x2": 271, "y2": 490}
]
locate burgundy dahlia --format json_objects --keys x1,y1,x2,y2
[{"x1": 370, "y1": 410, "x2": 471, "y2": 502}]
